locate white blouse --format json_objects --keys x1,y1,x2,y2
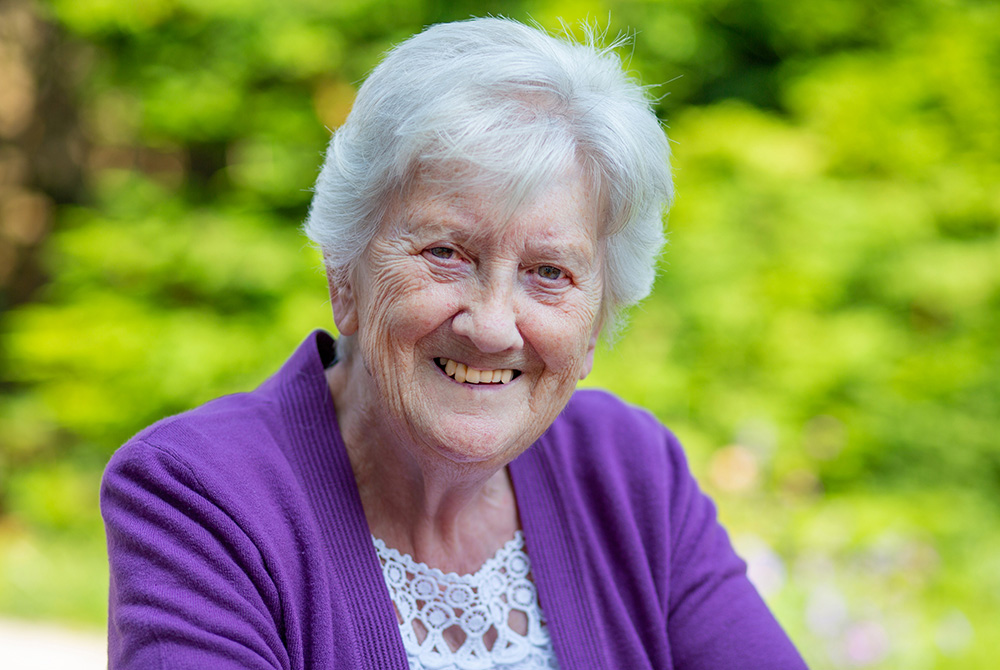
[{"x1": 373, "y1": 531, "x2": 560, "y2": 670}]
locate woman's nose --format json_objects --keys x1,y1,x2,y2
[{"x1": 451, "y1": 285, "x2": 524, "y2": 354}]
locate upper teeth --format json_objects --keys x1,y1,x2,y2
[{"x1": 439, "y1": 358, "x2": 514, "y2": 384}]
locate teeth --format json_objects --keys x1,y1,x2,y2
[{"x1": 437, "y1": 358, "x2": 516, "y2": 385}]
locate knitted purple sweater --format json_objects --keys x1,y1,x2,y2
[{"x1": 101, "y1": 330, "x2": 808, "y2": 669}]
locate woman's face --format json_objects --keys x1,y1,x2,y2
[{"x1": 335, "y1": 165, "x2": 604, "y2": 467}]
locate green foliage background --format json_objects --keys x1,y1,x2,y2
[{"x1": 1, "y1": 0, "x2": 997, "y2": 667}]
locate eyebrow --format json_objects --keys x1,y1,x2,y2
[
  {"x1": 398, "y1": 196, "x2": 476, "y2": 233},
  {"x1": 402, "y1": 202, "x2": 600, "y2": 269},
  {"x1": 524, "y1": 240, "x2": 599, "y2": 271},
  {"x1": 403, "y1": 218, "x2": 473, "y2": 241}
]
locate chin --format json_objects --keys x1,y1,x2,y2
[{"x1": 419, "y1": 421, "x2": 530, "y2": 467}]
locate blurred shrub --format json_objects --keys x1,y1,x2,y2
[{"x1": 0, "y1": 0, "x2": 997, "y2": 666}]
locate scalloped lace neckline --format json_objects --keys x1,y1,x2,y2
[
  {"x1": 373, "y1": 531, "x2": 560, "y2": 670},
  {"x1": 372, "y1": 531, "x2": 526, "y2": 583}
]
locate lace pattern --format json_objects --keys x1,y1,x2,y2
[{"x1": 373, "y1": 531, "x2": 560, "y2": 670}]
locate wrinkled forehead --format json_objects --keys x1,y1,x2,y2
[{"x1": 389, "y1": 157, "x2": 608, "y2": 245}]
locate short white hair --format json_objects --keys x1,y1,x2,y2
[{"x1": 304, "y1": 17, "x2": 673, "y2": 336}]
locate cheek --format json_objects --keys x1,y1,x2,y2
[
  {"x1": 529, "y1": 303, "x2": 600, "y2": 378},
  {"x1": 358, "y1": 261, "x2": 458, "y2": 354}
]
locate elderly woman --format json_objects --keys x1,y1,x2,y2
[{"x1": 102, "y1": 17, "x2": 807, "y2": 670}]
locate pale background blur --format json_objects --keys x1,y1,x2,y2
[{"x1": 1, "y1": 0, "x2": 998, "y2": 668}]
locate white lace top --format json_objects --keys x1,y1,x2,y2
[{"x1": 373, "y1": 531, "x2": 560, "y2": 670}]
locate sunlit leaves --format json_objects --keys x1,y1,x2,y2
[{"x1": 3, "y1": 0, "x2": 999, "y2": 661}]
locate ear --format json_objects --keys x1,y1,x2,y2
[
  {"x1": 325, "y1": 264, "x2": 359, "y2": 336},
  {"x1": 578, "y1": 322, "x2": 601, "y2": 380}
]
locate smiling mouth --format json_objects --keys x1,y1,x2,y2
[{"x1": 436, "y1": 358, "x2": 521, "y2": 385}]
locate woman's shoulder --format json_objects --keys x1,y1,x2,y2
[
  {"x1": 104, "y1": 387, "x2": 295, "y2": 510},
  {"x1": 111, "y1": 330, "x2": 336, "y2": 473},
  {"x1": 562, "y1": 387, "x2": 663, "y2": 423},
  {"x1": 124, "y1": 390, "x2": 281, "y2": 466},
  {"x1": 553, "y1": 388, "x2": 681, "y2": 457},
  {"x1": 534, "y1": 388, "x2": 690, "y2": 496}
]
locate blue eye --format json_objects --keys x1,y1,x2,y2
[
  {"x1": 429, "y1": 247, "x2": 454, "y2": 259},
  {"x1": 537, "y1": 265, "x2": 563, "y2": 280}
]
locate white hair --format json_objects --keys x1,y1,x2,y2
[{"x1": 304, "y1": 17, "x2": 673, "y2": 336}]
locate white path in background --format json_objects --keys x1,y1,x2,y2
[{"x1": 0, "y1": 618, "x2": 106, "y2": 669}]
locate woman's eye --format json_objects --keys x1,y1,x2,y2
[
  {"x1": 537, "y1": 265, "x2": 563, "y2": 281},
  {"x1": 428, "y1": 247, "x2": 455, "y2": 260}
]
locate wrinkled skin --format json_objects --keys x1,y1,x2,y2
[
  {"x1": 326, "y1": 164, "x2": 605, "y2": 570},
  {"x1": 331, "y1": 165, "x2": 605, "y2": 472}
]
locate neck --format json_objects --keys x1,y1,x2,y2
[{"x1": 326, "y1": 352, "x2": 519, "y2": 573}]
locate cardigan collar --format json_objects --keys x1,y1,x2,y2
[{"x1": 264, "y1": 330, "x2": 606, "y2": 669}]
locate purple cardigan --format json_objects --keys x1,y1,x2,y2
[{"x1": 102, "y1": 330, "x2": 808, "y2": 669}]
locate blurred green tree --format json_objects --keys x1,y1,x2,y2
[{"x1": 1, "y1": 0, "x2": 997, "y2": 666}]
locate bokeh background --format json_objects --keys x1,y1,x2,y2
[{"x1": 1, "y1": 0, "x2": 998, "y2": 667}]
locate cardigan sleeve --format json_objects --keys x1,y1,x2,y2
[
  {"x1": 101, "y1": 439, "x2": 288, "y2": 670},
  {"x1": 663, "y1": 431, "x2": 809, "y2": 669}
]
